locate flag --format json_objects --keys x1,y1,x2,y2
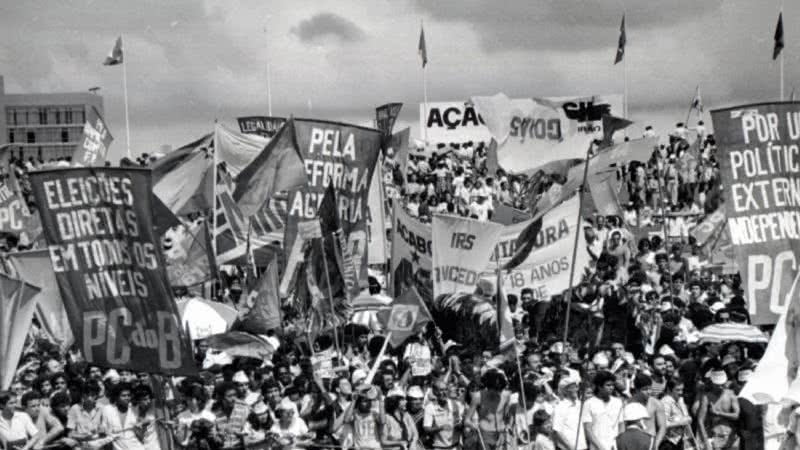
[
  {"x1": 234, "y1": 118, "x2": 307, "y2": 218},
  {"x1": 377, "y1": 288, "x2": 433, "y2": 347},
  {"x1": 233, "y1": 253, "x2": 281, "y2": 334},
  {"x1": 152, "y1": 134, "x2": 214, "y2": 216},
  {"x1": 418, "y1": 25, "x2": 428, "y2": 67},
  {"x1": 0, "y1": 273, "x2": 41, "y2": 389},
  {"x1": 774, "y1": 12, "x2": 784, "y2": 60},
  {"x1": 6, "y1": 250, "x2": 72, "y2": 349},
  {"x1": 691, "y1": 86, "x2": 703, "y2": 113},
  {"x1": 311, "y1": 184, "x2": 360, "y2": 303},
  {"x1": 504, "y1": 214, "x2": 544, "y2": 270},
  {"x1": 163, "y1": 220, "x2": 215, "y2": 288},
  {"x1": 375, "y1": 103, "x2": 403, "y2": 137},
  {"x1": 103, "y1": 36, "x2": 123, "y2": 66},
  {"x1": 614, "y1": 15, "x2": 626, "y2": 65},
  {"x1": 214, "y1": 123, "x2": 271, "y2": 177},
  {"x1": 589, "y1": 176, "x2": 624, "y2": 217},
  {"x1": 497, "y1": 272, "x2": 515, "y2": 350},
  {"x1": 73, "y1": 106, "x2": 113, "y2": 166},
  {"x1": 601, "y1": 114, "x2": 633, "y2": 147}
]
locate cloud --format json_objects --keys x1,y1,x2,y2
[{"x1": 291, "y1": 12, "x2": 366, "y2": 44}]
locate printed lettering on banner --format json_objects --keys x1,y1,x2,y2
[
  {"x1": 310, "y1": 349, "x2": 336, "y2": 379},
  {"x1": 390, "y1": 203, "x2": 433, "y2": 300},
  {"x1": 486, "y1": 196, "x2": 589, "y2": 300},
  {"x1": 711, "y1": 102, "x2": 800, "y2": 324},
  {"x1": 28, "y1": 168, "x2": 196, "y2": 375}
]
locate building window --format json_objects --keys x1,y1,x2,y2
[
  {"x1": 65, "y1": 109, "x2": 73, "y2": 124},
  {"x1": 61, "y1": 128, "x2": 69, "y2": 143},
  {"x1": 8, "y1": 131, "x2": 13, "y2": 143},
  {"x1": 38, "y1": 108, "x2": 47, "y2": 125},
  {"x1": 27, "y1": 131, "x2": 35, "y2": 144}
]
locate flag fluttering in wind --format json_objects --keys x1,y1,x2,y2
[
  {"x1": 614, "y1": 15, "x2": 626, "y2": 65},
  {"x1": 418, "y1": 25, "x2": 428, "y2": 67},
  {"x1": 103, "y1": 36, "x2": 123, "y2": 66},
  {"x1": 775, "y1": 12, "x2": 785, "y2": 60},
  {"x1": 691, "y1": 86, "x2": 703, "y2": 113}
]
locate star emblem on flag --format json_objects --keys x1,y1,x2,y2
[{"x1": 411, "y1": 250, "x2": 420, "y2": 264}]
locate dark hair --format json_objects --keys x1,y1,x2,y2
[
  {"x1": 665, "y1": 378, "x2": 684, "y2": 393},
  {"x1": 109, "y1": 382, "x2": 133, "y2": 403},
  {"x1": 593, "y1": 371, "x2": 616, "y2": 388},
  {"x1": 384, "y1": 395, "x2": 402, "y2": 414},
  {"x1": 260, "y1": 380, "x2": 281, "y2": 396},
  {"x1": 20, "y1": 390, "x2": 42, "y2": 407},
  {"x1": 132, "y1": 385, "x2": 153, "y2": 402},
  {"x1": 481, "y1": 370, "x2": 508, "y2": 391},
  {"x1": 50, "y1": 392, "x2": 72, "y2": 409},
  {"x1": 186, "y1": 384, "x2": 209, "y2": 405},
  {"x1": 633, "y1": 374, "x2": 652, "y2": 391},
  {"x1": 0, "y1": 391, "x2": 14, "y2": 407},
  {"x1": 80, "y1": 380, "x2": 102, "y2": 398}
]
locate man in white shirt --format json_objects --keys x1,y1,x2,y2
[
  {"x1": 553, "y1": 376, "x2": 587, "y2": 450},
  {"x1": 0, "y1": 392, "x2": 38, "y2": 450},
  {"x1": 468, "y1": 195, "x2": 492, "y2": 221},
  {"x1": 582, "y1": 371, "x2": 623, "y2": 450}
]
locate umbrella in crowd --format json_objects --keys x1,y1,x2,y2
[
  {"x1": 176, "y1": 297, "x2": 238, "y2": 340},
  {"x1": 697, "y1": 322, "x2": 769, "y2": 344}
]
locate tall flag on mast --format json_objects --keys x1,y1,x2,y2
[
  {"x1": 103, "y1": 36, "x2": 123, "y2": 66},
  {"x1": 691, "y1": 86, "x2": 703, "y2": 113},
  {"x1": 774, "y1": 12, "x2": 784, "y2": 60},
  {"x1": 614, "y1": 14, "x2": 626, "y2": 64},
  {"x1": 418, "y1": 25, "x2": 428, "y2": 67}
]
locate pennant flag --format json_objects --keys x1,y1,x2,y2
[
  {"x1": 418, "y1": 25, "x2": 428, "y2": 67},
  {"x1": 234, "y1": 118, "x2": 307, "y2": 218},
  {"x1": 7, "y1": 250, "x2": 73, "y2": 349},
  {"x1": 691, "y1": 86, "x2": 703, "y2": 113},
  {"x1": 590, "y1": 176, "x2": 624, "y2": 217},
  {"x1": 601, "y1": 114, "x2": 634, "y2": 147},
  {"x1": 377, "y1": 288, "x2": 433, "y2": 347},
  {"x1": 103, "y1": 36, "x2": 123, "y2": 66},
  {"x1": 0, "y1": 273, "x2": 41, "y2": 389},
  {"x1": 73, "y1": 106, "x2": 113, "y2": 166},
  {"x1": 615, "y1": 15, "x2": 626, "y2": 64},
  {"x1": 774, "y1": 12, "x2": 785, "y2": 60},
  {"x1": 163, "y1": 220, "x2": 215, "y2": 288},
  {"x1": 151, "y1": 193, "x2": 182, "y2": 239},
  {"x1": 233, "y1": 253, "x2": 281, "y2": 334},
  {"x1": 432, "y1": 215, "x2": 504, "y2": 299},
  {"x1": 29, "y1": 168, "x2": 197, "y2": 375}
]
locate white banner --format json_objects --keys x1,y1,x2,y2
[
  {"x1": 487, "y1": 196, "x2": 590, "y2": 300},
  {"x1": 390, "y1": 203, "x2": 433, "y2": 299},
  {"x1": 470, "y1": 94, "x2": 623, "y2": 173},
  {"x1": 367, "y1": 159, "x2": 387, "y2": 264},
  {"x1": 419, "y1": 102, "x2": 493, "y2": 147},
  {"x1": 432, "y1": 215, "x2": 504, "y2": 299}
]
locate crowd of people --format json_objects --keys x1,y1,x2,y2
[{"x1": 0, "y1": 121, "x2": 776, "y2": 450}]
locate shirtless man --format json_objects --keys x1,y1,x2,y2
[
  {"x1": 465, "y1": 369, "x2": 513, "y2": 450},
  {"x1": 697, "y1": 370, "x2": 739, "y2": 449}
]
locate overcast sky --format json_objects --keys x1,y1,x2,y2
[{"x1": 0, "y1": 0, "x2": 795, "y2": 162}]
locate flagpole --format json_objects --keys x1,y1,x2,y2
[
  {"x1": 561, "y1": 142, "x2": 593, "y2": 346},
  {"x1": 781, "y1": 0, "x2": 785, "y2": 100},
  {"x1": 421, "y1": 20, "x2": 429, "y2": 144},
  {"x1": 684, "y1": 86, "x2": 697, "y2": 126},
  {"x1": 122, "y1": 37, "x2": 131, "y2": 159},
  {"x1": 264, "y1": 23, "x2": 273, "y2": 116}
]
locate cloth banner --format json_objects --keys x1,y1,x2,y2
[
  {"x1": 214, "y1": 124, "x2": 271, "y2": 176},
  {"x1": 711, "y1": 102, "x2": 800, "y2": 324},
  {"x1": 236, "y1": 116, "x2": 286, "y2": 138},
  {"x1": 284, "y1": 119, "x2": 383, "y2": 288},
  {"x1": 29, "y1": 168, "x2": 196, "y2": 375},
  {"x1": 163, "y1": 219, "x2": 215, "y2": 287},
  {"x1": 488, "y1": 195, "x2": 590, "y2": 300},
  {"x1": 691, "y1": 204, "x2": 727, "y2": 247},
  {"x1": 432, "y1": 215, "x2": 504, "y2": 299},
  {"x1": 367, "y1": 159, "x2": 387, "y2": 264},
  {"x1": 390, "y1": 202, "x2": 433, "y2": 300},
  {"x1": 470, "y1": 94, "x2": 623, "y2": 173},
  {"x1": 0, "y1": 182, "x2": 42, "y2": 243},
  {"x1": 376, "y1": 103, "x2": 403, "y2": 137},
  {"x1": 73, "y1": 106, "x2": 113, "y2": 167},
  {"x1": 0, "y1": 273, "x2": 41, "y2": 390},
  {"x1": 234, "y1": 253, "x2": 281, "y2": 334},
  {"x1": 491, "y1": 204, "x2": 531, "y2": 225},
  {"x1": 7, "y1": 249, "x2": 73, "y2": 348},
  {"x1": 420, "y1": 102, "x2": 492, "y2": 147}
]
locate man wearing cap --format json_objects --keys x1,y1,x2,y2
[
  {"x1": 697, "y1": 370, "x2": 739, "y2": 449},
  {"x1": 553, "y1": 375, "x2": 586, "y2": 450},
  {"x1": 424, "y1": 380, "x2": 463, "y2": 449},
  {"x1": 616, "y1": 403, "x2": 653, "y2": 450},
  {"x1": 232, "y1": 371, "x2": 259, "y2": 407},
  {"x1": 629, "y1": 374, "x2": 666, "y2": 450}
]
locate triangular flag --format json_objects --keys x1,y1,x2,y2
[
  {"x1": 377, "y1": 288, "x2": 434, "y2": 347},
  {"x1": 601, "y1": 114, "x2": 633, "y2": 147},
  {"x1": 614, "y1": 15, "x2": 626, "y2": 65},
  {"x1": 233, "y1": 253, "x2": 282, "y2": 334},
  {"x1": 418, "y1": 25, "x2": 428, "y2": 68},
  {"x1": 103, "y1": 36, "x2": 123, "y2": 66},
  {"x1": 774, "y1": 12, "x2": 785, "y2": 60},
  {"x1": 0, "y1": 273, "x2": 42, "y2": 389}
]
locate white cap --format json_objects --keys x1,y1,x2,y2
[
  {"x1": 592, "y1": 351, "x2": 610, "y2": 369},
  {"x1": 103, "y1": 369, "x2": 120, "y2": 381},
  {"x1": 709, "y1": 370, "x2": 728, "y2": 385},
  {"x1": 232, "y1": 371, "x2": 249, "y2": 383},
  {"x1": 659, "y1": 345, "x2": 676, "y2": 357},
  {"x1": 351, "y1": 369, "x2": 368, "y2": 385},
  {"x1": 623, "y1": 403, "x2": 650, "y2": 422},
  {"x1": 387, "y1": 386, "x2": 406, "y2": 398}
]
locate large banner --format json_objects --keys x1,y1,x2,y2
[
  {"x1": 0, "y1": 182, "x2": 42, "y2": 243},
  {"x1": 284, "y1": 119, "x2": 383, "y2": 287},
  {"x1": 391, "y1": 203, "x2": 433, "y2": 300},
  {"x1": 487, "y1": 196, "x2": 590, "y2": 300},
  {"x1": 420, "y1": 102, "x2": 492, "y2": 147},
  {"x1": 376, "y1": 103, "x2": 403, "y2": 137},
  {"x1": 29, "y1": 168, "x2": 196, "y2": 375},
  {"x1": 712, "y1": 102, "x2": 800, "y2": 323},
  {"x1": 432, "y1": 216, "x2": 504, "y2": 299},
  {"x1": 237, "y1": 116, "x2": 286, "y2": 138},
  {"x1": 73, "y1": 106, "x2": 113, "y2": 167}
]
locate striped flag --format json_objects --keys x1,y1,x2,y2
[
  {"x1": 103, "y1": 36, "x2": 123, "y2": 66},
  {"x1": 418, "y1": 25, "x2": 428, "y2": 67},
  {"x1": 774, "y1": 12, "x2": 784, "y2": 60},
  {"x1": 614, "y1": 14, "x2": 626, "y2": 65}
]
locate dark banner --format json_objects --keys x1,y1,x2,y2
[
  {"x1": 376, "y1": 103, "x2": 403, "y2": 137},
  {"x1": 237, "y1": 116, "x2": 286, "y2": 138},
  {"x1": 712, "y1": 102, "x2": 800, "y2": 324},
  {"x1": 284, "y1": 119, "x2": 382, "y2": 287},
  {"x1": 29, "y1": 168, "x2": 196, "y2": 374}
]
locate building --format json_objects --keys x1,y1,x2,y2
[{"x1": 0, "y1": 75, "x2": 104, "y2": 161}]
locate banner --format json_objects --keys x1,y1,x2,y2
[
  {"x1": 73, "y1": 106, "x2": 113, "y2": 167},
  {"x1": 420, "y1": 101, "x2": 492, "y2": 147},
  {"x1": 285, "y1": 119, "x2": 383, "y2": 287},
  {"x1": 432, "y1": 215, "x2": 504, "y2": 299},
  {"x1": 0, "y1": 273, "x2": 41, "y2": 389},
  {"x1": 376, "y1": 103, "x2": 403, "y2": 137},
  {"x1": 390, "y1": 202, "x2": 433, "y2": 300},
  {"x1": 163, "y1": 219, "x2": 214, "y2": 287},
  {"x1": 0, "y1": 182, "x2": 42, "y2": 243},
  {"x1": 491, "y1": 204, "x2": 531, "y2": 225},
  {"x1": 711, "y1": 102, "x2": 800, "y2": 323},
  {"x1": 237, "y1": 116, "x2": 286, "y2": 138},
  {"x1": 215, "y1": 124, "x2": 271, "y2": 176},
  {"x1": 367, "y1": 159, "x2": 387, "y2": 264},
  {"x1": 488, "y1": 196, "x2": 590, "y2": 300},
  {"x1": 29, "y1": 168, "x2": 196, "y2": 375}
]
